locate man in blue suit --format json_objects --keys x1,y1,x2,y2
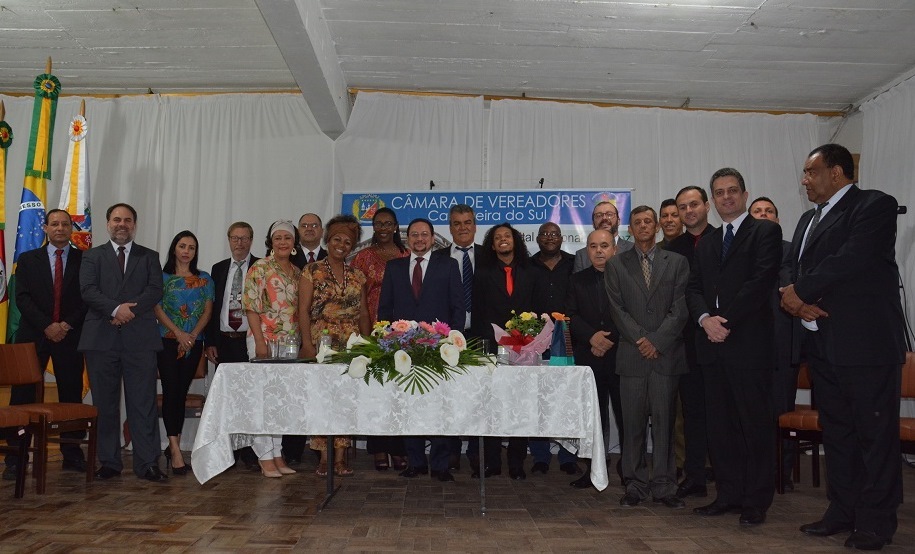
[{"x1": 378, "y1": 218, "x2": 465, "y2": 482}]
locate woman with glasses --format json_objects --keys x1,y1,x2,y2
[{"x1": 350, "y1": 207, "x2": 410, "y2": 471}]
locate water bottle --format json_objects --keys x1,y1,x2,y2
[{"x1": 318, "y1": 330, "x2": 333, "y2": 351}]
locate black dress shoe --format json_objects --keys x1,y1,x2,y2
[
  {"x1": 437, "y1": 471, "x2": 455, "y2": 482},
  {"x1": 654, "y1": 495, "x2": 686, "y2": 509},
  {"x1": 95, "y1": 466, "x2": 121, "y2": 480},
  {"x1": 570, "y1": 474, "x2": 593, "y2": 489},
  {"x1": 560, "y1": 462, "x2": 582, "y2": 475},
  {"x1": 844, "y1": 530, "x2": 891, "y2": 550},
  {"x1": 799, "y1": 519, "x2": 855, "y2": 537},
  {"x1": 448, "y1": 454, "x2": 461, "y2": 472},
  {"x1": 471, "y1": 466, "x2": 501, "y2": 478},
  {"x1": 399, "y1": 466, "x2": 428, "y2": 478},
  {"x1": 739, "y1": 507, "x2": 766, "y2": 526},
  {"x1": 62, "y1": 459, "x2": 87, "y2": 472},
  {"x1": 530, "y1": 461, "x2": 549, "y2": 474},
  {"x1": 676, "y1": 478, "x2": 708, "y2": 499},
  {"x1": 693, "y1": 501, "x2": 741, "y2": 516},
  {"x1": 2, "y1": 466, "x2": 19, "y2": 481},
  {"x1": 284, "y1": 456, "x2": 303, "y2": 467},
  {"x1": 509, "y1": 467, "x2": 526, "y2": 480},
  {"x1": 141, "y1": 466, "x2": 168, "y2": 482},
  {"x1": 619, "y1": 492, "x2": 642, "y2": 507}
]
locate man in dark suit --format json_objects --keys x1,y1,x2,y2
[
  {"x1": 78, "y1": 203, "x2": 166, "y2": 482},
  {"x1": 204, "y1": 221, "x2": 260, "y2": 469},
  {"x1": 566, "y1": 229, "x2": 623, "y2": 489},
  {"x1": 290, "y1": 213, "x2": 327, "y2": 269},
  {"x1": 431, "y1": 203, "x2": 479, "y2": 471},
  {"x1": 686, "y1": 168, "x2": 781, "y2": 526},
  {"x1": 573, "y1": 201, "x2": 634, "y2": 272},
  {"x1": 749, "y1": 196, "x2": 799, "y2": 488},
  {"x1": 4, "y1": 209, "x2": 88, "y2": 480},
  {"x1": 378, "y1": 218, "x2": 464, "y2": 482},
  {"x1": 668, "y1": 185, "x2": 717, "y2": 499},
  {"x1": 781, "y1": 144, "x2": 905, "y2": 550},
  {"x1": 606, "y1": 206, "x2": 689, "y2": 509}
]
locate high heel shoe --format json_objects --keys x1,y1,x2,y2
[
  {"x1": 165, "y1": 446, "x2": 190, "y2": 475},
  {"x1": 259, "y1": 460, "x2": 282, "y2": 478},
  {"x1": 275, "y1": 457, "x2": 296, "y2": 475}
]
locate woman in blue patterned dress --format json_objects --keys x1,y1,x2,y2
[{"x1": 154, "y1": 230, "x2": 215, "y2": 475}]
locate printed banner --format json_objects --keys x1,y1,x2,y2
[{"x1": 341, "y1": 189, "x2": 633, "y2": 254}]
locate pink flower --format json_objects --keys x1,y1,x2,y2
[
  {"x1": 432, "y1": 321, "x2": 451, "y2": 335},
  {"x1": 419, "y1": 321, "x2": 437, "y2": 334},
  {"x1": 391, "y1": 320, "x2": 412, "y2": 333}
]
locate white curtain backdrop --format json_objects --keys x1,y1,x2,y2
[
  {"x1": 860, "y1": 76, "x2": 915, "y2": 352},
  {"x1": 1, "y1": 93, "x2": 334, "y2": 272},
  {"x1": 488, "y1": 99, "x2": 819, "y2": 235},
  {"x1": 334, "y1": 92, "x2": 484, "y2": 194}
]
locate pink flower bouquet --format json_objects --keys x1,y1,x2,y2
[{"x1": 491, "y1": 311, "x2": 555, "y2": 366}]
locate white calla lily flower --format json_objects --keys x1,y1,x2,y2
[
  {"x1": 394, "y1": 349, "x2": 413, "y2": 375},
  {"x1": 447, "y1": 330, "x2": 467, "y2": 351},
  {"x1": 347, "y1": 355, "x2": 370, "y2": 378},
  {"x1": 440, "y1": 343, "x2": 460, "y2": 366}
]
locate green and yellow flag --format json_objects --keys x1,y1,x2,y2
[
  {"x1": 0, "y1": 100, "x2": 14, "y2": 343},
  {"x1": 7, "y1": 59, "x2": 61, "y2": 342}
]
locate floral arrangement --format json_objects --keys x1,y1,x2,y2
[
  {"x1": 319, "y1": 320, "x2": 494, "y2": 394},
  {"x1": 492, "y1": 311, "x2": 555, "y2": 365}
]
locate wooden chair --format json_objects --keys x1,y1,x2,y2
[
  {"x1": 898, "y1": 353, "x2": 915, "y2": 454},
  {"x1": 0, "y1": 407, "x2": 32, "y2": 498},
  {"x1": 0, "y1": 343, "x2": 98, "y2": 494},
  {"x1": 776, "y1": 362, "x2": 821, "y2": 494}
]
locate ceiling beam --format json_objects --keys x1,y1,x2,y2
[{"x1": 256, "y1": 0, "x2": 349, "y2": 139}]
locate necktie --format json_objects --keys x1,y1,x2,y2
[
  {"x1": 721, "y1": 223, "x2": 734, "y2": 260},
  {"x1": 117, "y1": 246, "x2": 126, "y2": 274},
  {"x1": 228, "y1": 260, "x2": 244, "y2": 330},
  {"x1": 52, "y1": 249, "x2": 63, "y2": 322},
  {"x1": 458, "y1": 247, "x2": 473, "y2": 312},
  {"x1": 412, "y1": 257, "x2": 424, "y2": 299},
  {"x1": 308, "y1": 251, "x2": 316, "y2": 263},
  {"x1": 805, "y1": 202, "x2": 828, "y2": 250},
  {"x1": 641, "y1": 253, "x2": 651, "y2": 288},
  {"x1": 504, "y1": 266, "x2": 514, "y2": 296}
]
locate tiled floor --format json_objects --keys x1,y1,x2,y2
[{"x1": 1, "y1": 449, "x2": 912, "y2": 552}]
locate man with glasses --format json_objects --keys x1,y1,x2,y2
[
  {"x1": 378, "y1": 218, "x2": 464, "y2": 482},
  {"x1": 204, "y1": 221, "x2": 260, "y2": 470},
  {"x1": 528, "y1": 222, "x2": 580, "y2": 475},
  {"x1": 573, "y1": 201, "x2": 633, "y2": 272},
  {"x1": 291, "y1": 213, "x2": 326, "y2": 269}
]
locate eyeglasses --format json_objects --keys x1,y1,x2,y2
[
  {"x1": 408, "y1": 231, "x2": 431, "y2": 239},
  {"x1": 299, "y1": 223, "x2": 320, "y2": 229},
  {"x1": 538, "y1": 232, "x2": 561, "y2": 238},
  {"x1": 373, "y1": 221, "x2": 396, "y2": 228},
  {"x1": 228, "y1": 236, "x2": 252, "y2": 243},
  {"x1": 593, "y1": 211, "x2": 617, "y2": 221}
]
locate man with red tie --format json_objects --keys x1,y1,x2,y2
[{"x1": 4, "y1": 209, "x2": 88, "y2": 480}]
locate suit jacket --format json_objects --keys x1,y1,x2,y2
[
  {"x1": 206, "y1": 254, "x2": 260, "y2": 344},
  {"x1": 605, "y1": 247, "x2": 689, "y2": 376},
  {"x1": 789, "y1": 185, "x2": 905, "y2": 366},
  {"x1": 14, "y1": 245, "x2": 87, "y2": 343},
  {"x1": 78, "y1": 242, "x2": 164, "y2": 352},
  {"x1": 686, "y1": 215, "x2": 782, "y2": 368},
  {"x1": 573, "y1": 237, "x2": 634, "y2": 272},
  {"x1": 667, "y1": 224, "x2": 717, "y2": 368},
  {"x1": 377, "y1": 254, "x2": 465, "y2": 329},
  {"x1": 470, "y1": 259, "x2": 546, "y2": 349},
  {"x1": 566, "y1": 266, "x2": 619, "y2": 372},
  {"x1": 290, "y1": 246, "x2": 327, "y2": 270}
]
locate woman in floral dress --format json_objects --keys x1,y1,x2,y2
[
  {"x1": 243, "y1": 220, "x2": 301, "y2": 478},
  {"x1": 299, "y1": 214, "x2": 370, "y2": 476}
]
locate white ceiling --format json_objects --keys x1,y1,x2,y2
[{"x1": 2, "y1": 0, "x2": 914, "y2": 136}]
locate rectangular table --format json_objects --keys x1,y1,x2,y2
[{"x1": 192, "y1": 363, "x2": 608, "y2": 504}]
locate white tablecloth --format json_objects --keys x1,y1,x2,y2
[{"x1": 191, "y1": 363, "x2": 608, "y2": 490}]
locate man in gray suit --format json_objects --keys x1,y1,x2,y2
[
  {"x1": 573, "y1": 200, "x2": 633, "y2": 272},
  {"x1": 79, "y1": 203, "x2": 166, "y2": 482},
  {"x1": 605, "y1": 205, "x2": 689, "y2": 508}
]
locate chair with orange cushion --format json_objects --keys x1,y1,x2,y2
[
  {"x1": 776, "y1": 362, "x2": 821, "y2": 494},
  {"x1": 0, "y1": 407, "x2": 32, "y2": 498},
  {"x1": 0, "y1": 343, "x2": 98, "y2": 494}
]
